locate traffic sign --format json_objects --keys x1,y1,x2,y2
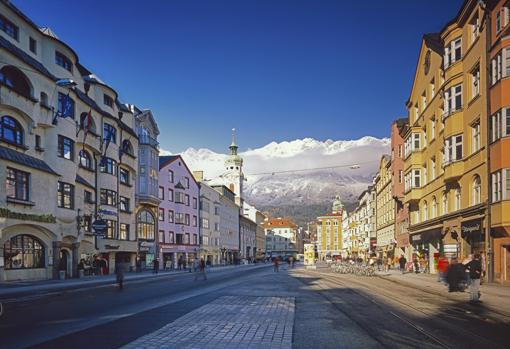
[{"x1": 92, "y1": 219, "x2": 108, "y2": 235}]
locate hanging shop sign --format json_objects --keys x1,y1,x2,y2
[{"x1": 461, "y1": 219, "x2": 484, "y2": 242}]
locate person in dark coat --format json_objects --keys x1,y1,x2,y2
[
  {"x1": 446, "y1": 257, "x2": 465, "y2": 292},
  {"x1": 153, "y1": 259, "x2": 159, "y2": 274},
  {"x1": 399, "y1": 255, "x2": 407, "y2": 274},
  {"x1": 465, "y1": 254, "x2": 482, "y2": 302}
]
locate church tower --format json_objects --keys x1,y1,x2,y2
[
  {"x1": 223, "y1": 128, "x2": 244, "y2": 205},
  {"x1": 332, "y1": 195, "x2": 344, "y2": 214}
]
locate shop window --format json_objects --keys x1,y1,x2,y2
[{"x1": 3, "y1": 235, "x2": 44, "y2": 269}]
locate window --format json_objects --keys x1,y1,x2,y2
[
  {"x1": 421, "y1": 92, "x2": 427, "y2": 110},
  {"x1": 201, "y1": 218, "x2": 210, "y2": 229},
  {"x1": 442, "y1": 192, "x2": 448, "y2": 215},
  {"x1": 471, "y1": 66, "x2": 480, "y2": 98},
  {"x1": 399, "y1": 170, "x2": 403, "y2": 184},
  {"x1": 472, "y1": 176, "x2": 481, "y2": 205},
  {"x1": 55, "y1": 51, "x2": 72, "y2": 72},
  {"x1": 490, "y1": 108, "x2": 510, "y2": 142},
  {"x1": 492, "y1": 171, "x2": 502, "y2": 202},
  {"x1": 185, "y1": 233, "x2": 190, "y2": 244},
  {"x1": 430, "y1": 79, "x2": 435, "y2": 98},
  {"x1": 470, "y1": 14, "x2": 480, "y2": 43},
  {"x1": 193, "y1": 215, "x2": 197, "y2": 227},
  {"x1": 175, "y1": 191, "x2": 185, "y2": 204},
  {"x1": 100, "y1": 189, "x2": 117, "y2": 206},
  {"x1": 57, "y1": 182, "x2": 74, "y2": 209},
  {"x1": 103, "y1": 94, "x2": 113, "y2": 107},
  {"x1": 176, "y1": 233, "x2": 184, "y2": 244},
  {"x1": 0, "y1": 115, "x2": 23, "y2": 146},
  {"x1": 185, "y1": 194, "x2": 190, "y2": 206},
  {"x1": 0, "y1": 14, "x2": 18, "y2": 40},
  {"x1": 159, "y1": 208, "x2": 165, "y2": 221},
  {"x1": 137, "y1": 210, "x2": 155, "y2": 240},
  {"x1": 444, "y1": 134, "x2": 463, "y2": 165},
  {"x1": 57, "y1": 92, "x2": 75, "y2": 119},
  {"x1": 168, "y1": 210, "x2": 174, "y2": 223},
  {"x1": 168, "y1": 170, "x2": 174, "y2": 183},
  {"x1": 3, "y1": 235, "x2": 44, "y2": 270},
  {"x1": 105, "y1": 220, "x2": 116, "y2": 239},
  {"x1": 193, "y1": 234, "x2": 198, "y2": 245},
  {"x1": 497, "y1": 10, "x2": 502, "y2": 33},
  {"x1": 431, "y1": 157, "x2": 436, "y2": 181},
  {"x1": 472, "y1": 121, "x2": 480, "y2": 153},
  {"x1": 58, "y1": 135, "x2": 74, "y2": 160},
  {"x1": 6, "y1": 167, "x2": 29, "y2": 201},
  {"x1": 185, "y1": 214, "x2": 190, "y2": 226},
  {"x1": 455, "y1": 188, "x2": 461, "y2": 211},
  {"x1": 119, "y1": 224, "x2": 129, "y2": 240},
  {"x1": 79, "y1": 150, "x2": 92, "y2": 169},
  {"x1": 431, "y1": 118, "x2": 436, "y2": 140},
  {"x1": 168, "y1": 189, "x2": 174, "y2": 202},
  {"x1": 185, "y1": 177, "x2": 190, "y2": 188},
  {"x1": 169, "y1": 232, "x2": 175, "y2": 243},
  {"x1": 83, "y1": 215, "x2": 92, "y2": 232},
  {"x1": 431, "y1": 197, "x2": 437, "y2": 218},
  {"x1": 175, "y1": 213, "x2": 185, "y2": 224},
  {"x1": 444, "y1": 38, "x2": 462, "y2": 68},
  {"x1": 120, "y1": 168, "x2": 130, "y2": 185},
  {"x1": 100, "y1": 157, "x2": 117, "y2": 175},
  {"x1": 40, "y1": 92, "x2": 48, "y2": 107},
  {"x1": 215, "y1": 206, "x2": 220, "y2": 215},
  {"x1": 103, "y1": 123, "x2": 117, "y2": 144},
  {"x1": 422, "y1": 201, "x2": 428, "y2": 221},
  {"x1": 193, "y1": 197, "x2": 197, "y2": 209},
  {"x1": 120, "y1": 196, "x2": 130, "y2": 212},
  {"x1": 122, "y1": 140, "x2": 134, "y2": 156},
  {"x1": 215, "y1": 223, "x2": 220, "y2": 231},
  {"x1": 444, "y1": 84, "x2": 462, "y2": 117},
  {"x1": 29, "y1": 37, "x2": 37, "y2": 54},
  {"x1": 84, "y1": 190, "x2": 94, "y2": 204},
  {"x1": 158, "y1": 186, "x2": 164, "y2": 200}
]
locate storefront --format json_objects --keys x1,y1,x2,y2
[
  {"x1": 97, "y1": 238, "x2": 137, "y2": 274},
  {"x1": 138, "y1": 241, "x2": 155, "y2": 270},
  {"x1": 460, "y1": 219, "x2": 485, "y2": 256},
  {"x1": 410, "y1": 227, "x2": 442, "y2": 274},
  {"x1": 491, "y1": 227, "x2": 510, "y2": 283}
]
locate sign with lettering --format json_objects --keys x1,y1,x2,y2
[{"x1": 92, "y1": 219, "x2": 108, "y2": 236}]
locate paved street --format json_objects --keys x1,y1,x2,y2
[{"x1": 1, "y1": 264, "x2": 509, "y2": 349}]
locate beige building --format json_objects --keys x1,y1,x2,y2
[
  {"x1": 0, "y1": 1, "x2": 140, "y2": 280},
  {"x1": 375, "y1": 155, "x2": 396, "y2": 259},
  {"x1": 243, "y1": 202, "x2": 267, "y2": 261}
]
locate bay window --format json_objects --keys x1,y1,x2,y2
[
  {"x1": 444, "y1": 38, "x2": 462, "y2": 68},
  {"x1": 444, "y1": 134, "x2": 463, "y2": 165},
  {"x1": 472, "y1": 121, "x2": 481, "y2": 153},
  {"x1": 444, "y1": 84, "x2": 462, "y2": 117}
]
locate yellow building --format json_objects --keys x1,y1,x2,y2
[
  {"x1": 404, "y1": 0, "x2": 488, "y2": 273},
  {"x1": 375, "y1": 155, "x2": 395, "y2": 259},
  {"x1": 316, "y1": 196, "x2": 344, "y2": 260}
]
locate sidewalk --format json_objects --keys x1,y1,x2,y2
[
  {"x1": 376, "y1": 269, "x2": 510, "y2": 316},
  {"x1": 0, "y1": 263, "x2": 266, "y2": 301}
]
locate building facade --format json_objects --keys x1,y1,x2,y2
[
  {"x1": 263, "y1": 217, "x2": 299, "y2": 258},
  {"x1": 134, "y1": 108, "x2": 160, "y2": 269},
  {"x1": 198, "y1": 181, "x2": 221, "y2": 265},
  {"x1": 239, "y1": 215, "x2": 257, "y2": 261},
  {"x1": 404, "y1": 1, "x2": 489, "y2": 274},
  {"x1": 0, "y1": 1, "x2": 140, "y2": 280},
  {"x1": 158, "y1": 155, "x2": 199, "y2": 268},
  {"x1": 375, "y1": 155, "x2": 396, "y2": 259},
  {"x1": 243, "y1": 202, "x2": 267, "y2": 260},
  {"x1": 488, "y1": 0, "x2": 510, "y2": 282},
  {"x1": 212, "y1": 185, "x2": 240, "y2": 264}
]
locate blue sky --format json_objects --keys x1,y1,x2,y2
[{"x1": 15, "y1": 0, "x2": 463, "y2": 153}]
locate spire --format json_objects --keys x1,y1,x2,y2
[{"x1": 229, "y1": 128, "x2": 238, "y2": 155}]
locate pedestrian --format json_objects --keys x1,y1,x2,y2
[
  {"x1": 153, "y1": 258, "x2": 159, "y2": 274},
  {"x1": 193, "y1": 257, "x2": 199, "y2": 272},
  {"x1": 462, "y1": 254, "x2": 473, "y2": 286},
  {"x1": 399, "y1": 255, "x2": 407, "y2": 274},
  {"x1": 386, "y1": 257, "x2": 392, "y2": 272},
  {"x1": 446, "y1": 257, "x2": 465, "y2": 292},
  {"x1": 376, "y1": 258, "x2": 382, "y2": 271},
  {"x1": 413, "y1": 257, "x2": 420, "y2": 274},
  {"x1": 115, "y1": 261, "x2": 124, "y2": 290},
  {"x1": 437, "y1": 256, "x2": 449, "y2": 284},
  {"x1": 136, "y1": 257, "x2": 141, "y2": 273},
  {"x1": 273, "y1": 257, "x2": 280, "y2": 272},
  {"x1": 195, "y1": 258, "x2": 207, "y2": 281},
  {"x1": 465, "y1": 253, "x2": 482, "y2": 302},
  {"x1": 178, "y1": 256, "x2": 183, "y2": 270}
]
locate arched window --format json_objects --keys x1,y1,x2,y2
[
  {"x1": 4, "y1": 234, "x2": 45, "y2": 269},
  {"x1": 472, "y1": 176, "x2": 481, "y2": 205},
  {"x1": 0, "y1": 115, "x2": 24, "y2": 146},
  {"x1": 422, "y1": 201, "x2": 428, "y2": 221},
  {"x1": 79, "y1": 150, "x2": 92, "y2": 169},
  {"x1": 455, "y1": 188, "x2": 461, "y2": 211},
  {"x1": 80, "y1": 112, "x2": 96, "y2": 134},
  {"x1": 137, "y1": 210, "x2": 155, "y2": 241},
  {"x1": 431, "y1": 197, "x2": 437, "y2": 218},
  {"x1": 122, "y1": 139, "x2": 134, "y2": 156},
  {"x1": 0, "y1": 66, "x2": 32, "y2": 97},
  {"x1": 442, "y1": 192, "x2": 448, "y2": 215}
]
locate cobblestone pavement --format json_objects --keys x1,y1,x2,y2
[{"x1": 122, "y1": 296, "x2": 295, "y2": 349}]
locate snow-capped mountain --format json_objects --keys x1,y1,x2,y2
[{"x1": 163, "y1": 136, "x2": 390, "y2": 211}]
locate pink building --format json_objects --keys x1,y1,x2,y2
[
  {"x1": 158, "y1": 155, "x2": 200, "y2": 268},
  {"x1": 391, "y1": 118, "x2": 410, "y2": 259}
]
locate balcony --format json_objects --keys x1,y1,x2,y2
[
  {"x1": 138, "y1": 135, "x2": 159, "y2": 149},
  {"x1": 442, "y1": 105, "x2": 463, "y2": 121},
  {"x1": 404, "y1": 187, "x2": 423, "y2": 204},
  {"x1": 443, "y1": 159, "x2": 464, "y2": 182}
]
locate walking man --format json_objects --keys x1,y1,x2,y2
[
  {"x1": 195, "y1": 258, "x2": 207, "y2": 281},
  {"x1": 465, "y1": 253, "x2": 482, "y2": 302},
  {"x1": 273, "y1": 257, "x2": 280, "y2": 272},
  {"x1": 399, "y1": 255, "x2": 407, "y2": 274},
  {"x1": 115, "y1": 261, "x2": 124, "y2": 290},
  {"x1": 153, "y1": 258, "x2": 159, "y2": 274}
]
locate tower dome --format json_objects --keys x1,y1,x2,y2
[{"x1": 332, "y1": 195, "x2": 343, "y2": 213}]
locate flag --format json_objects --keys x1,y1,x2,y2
[{"x1": 59, "y1": 93, "x2": 74, "y2": 118}]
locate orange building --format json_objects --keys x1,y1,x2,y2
[{"x1": 488, "y1": 0, "x2": 510, "y2": 283}]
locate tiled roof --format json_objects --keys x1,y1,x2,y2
[
  {"x1": 0, "y1": 36, "x2": 56, "y2": 81},
  {"x1": 75, "y1": 174, "x2": 94, "y2": 189},
  {"x1": 0, "y1": 146, "x2": 59, "y2": 175},
  {"x1": 263, "y1": 218, "x2": 297, "y2": 229}
]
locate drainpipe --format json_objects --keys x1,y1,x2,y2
[{"x1": 483, "y1": 1, "x2": 493, "y2": 283}]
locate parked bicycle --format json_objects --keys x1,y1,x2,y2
[{"x1": 331, "y1": 262, "x2": 376, "y2": 277}]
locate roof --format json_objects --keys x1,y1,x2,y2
[
  {"x1": 263, "y1": 218, "x2": 298, "y2": 229},
  {"x1": 423, "y1": 33, "x2": 443, "y2": 55},
  {"x1": 0, "y1": 36, "x2": 56, "y2": 81},
  {"x1": 159, "y1": 155, "x2": 180, "y2": 169},
  {"x1": 75, "y1": 174, "x2": 94, "y2": 189},
  {"x1": 393, "y1": 118, "x2": 408, "y2": 128},
  {"x1": 39, "y1": 27, "x2": 59, "y2": 39},
  {"x1": 0, "y1": 146, "x2": 59, "y2": 175}
]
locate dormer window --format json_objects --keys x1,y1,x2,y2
[
  {"x1": 104, "y1": 94, "x2": 113, "y2": 108},
  {"x1": 0, "y1": 14, "x2": 18, "y2": 40},
  {"x1": 55, "y1": 51, "x2": 73, "y2": 72}
]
